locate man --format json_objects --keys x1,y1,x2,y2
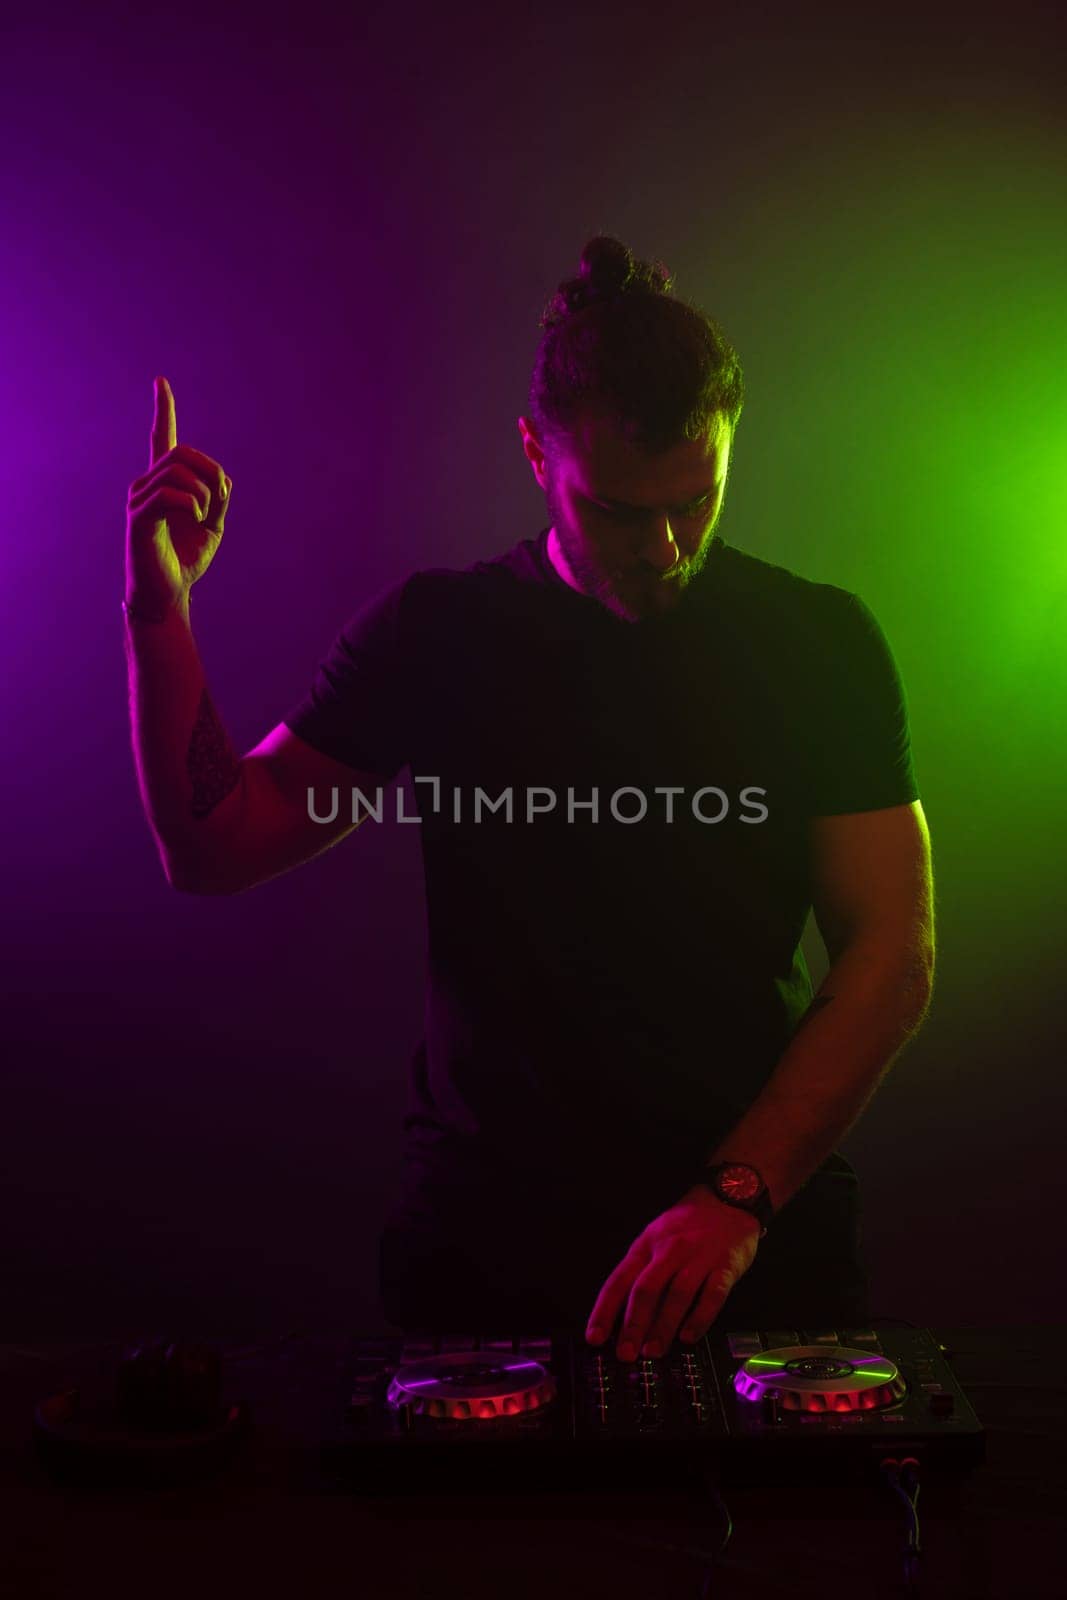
[{"x1": 124, "y1": 250, "x2": 933, "y2": 1361}]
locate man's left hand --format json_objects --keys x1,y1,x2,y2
[{"x1": 584, "y1": 1185, "x2": 761, "y2": 1360}]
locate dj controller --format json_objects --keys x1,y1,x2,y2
[
  {"x1": 23, "y1": 1323, "x2": 993, "y2": 1594},
  {"x1": 321, "y1": 1322, "x2": 985, "y2": 1492}
]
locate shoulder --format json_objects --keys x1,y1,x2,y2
[
  {"x1": 399, "y1": 534, "x2": 553, "y2": 624},
  {"x1": 715, "y1": 539, "x2": 848, "y2": 600},
  {"x1": 316, "y1": 540, "x2": 547, "y2": 671},
  {"x1": 712, "y1": 540, "x2": 859, "y2": 639},
  {"x1": 709, "y1": 544, "x2": 909, "y2": 699}
]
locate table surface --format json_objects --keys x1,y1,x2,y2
[{"x1": 2, "y1": 1325, "x2": 1064, "y2": 1600}]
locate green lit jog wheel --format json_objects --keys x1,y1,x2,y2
[{"x1": 733, "y1": 1345, "x2": 906, "y2": 1413}]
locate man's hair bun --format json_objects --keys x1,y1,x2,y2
[
  {"x1": 529, "y1": 233, "x2": 744, "y2": 457},
  {"x1": 578, "y1": 235, "x2": 635, "y2": 298},
  {"x1": 542, "y1": 234, "x2": 672, "y2": 326}
]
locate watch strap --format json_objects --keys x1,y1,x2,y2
[{"x1": 698, "y1": 1161, "x2": 774, "y2": 1237}]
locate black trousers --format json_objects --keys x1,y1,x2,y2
[{"x1": 379, "y1": 1151, "x2": 870, "y2": 1335}]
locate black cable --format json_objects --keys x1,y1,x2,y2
[
  {"x1": 698, "y1": 1475, "x2": 734, "y2": 1598},
  {"x1": 879, "y1": 1456, "x2": 923, "y2": 1592},
  {"x1": 598, "y1": 1470, "x2": 733, "y2": 1573}
]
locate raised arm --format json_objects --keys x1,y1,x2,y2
[{"x1": 123, "y1": 378, "x2": 386, "y2": 894}]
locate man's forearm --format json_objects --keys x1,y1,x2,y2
[
  {"x1": 704, "y1": 935, "x2": 934, "y2": 1213},
  {"x1": 123, "y1": 597, "x2": 245, "y2": 885}
]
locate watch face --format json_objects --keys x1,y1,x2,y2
[{"x1": 716, "y1": 1163, "x2": 763, "y2": 1202}]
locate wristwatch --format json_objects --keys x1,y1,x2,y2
[{"x1": 697, "y1": 1161, "x2": 774, "y2": 1238}]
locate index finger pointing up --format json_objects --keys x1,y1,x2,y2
[{"x1": 150, "y1": 375, "x2": 177, "y2": 465}]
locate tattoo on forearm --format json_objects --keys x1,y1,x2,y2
[
  {"x1": 186, "y1": 689, "x2": 243, "y2": 819},
  {"x1": 795, "y1": 993, "x2": 835, "y2": 1033}
]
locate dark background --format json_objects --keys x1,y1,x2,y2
[{"x1": 2, "y1": 0, "x2": 1065, "y2": 1336}]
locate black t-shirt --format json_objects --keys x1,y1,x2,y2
[{"x1": 284, "y1": 529, "x2": 919, "y2": 1224}]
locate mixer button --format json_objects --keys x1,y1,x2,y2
[
  {"x1": 726, "y1": 1332, "x2": 763, "y2": 1358},
  {"x1": 355, "y1": 1337, "x2": 392, "y2": 1357},
  {"x1": 344, "y1": 1392, "x2": 374, "y2": 1424},
  {"x1": 353, "y1": 1357, "x2": 386, "y2": 1378},
  {"x1": 762, "y1": 1330, "x2": 799, "y2": 1348},
  {"x1": 439, "y1": 1337, "x2": 476, "y2": 1353},
  {"x1": 801, "y1": 1330, "x2": 840, "y2": 1344},
  {"x1": 400, "y1": 1339, "x2": 435, "y2": 1361},
  {"x1": 762, "y1": 1390, "x2": 783, "y2": 1425}
]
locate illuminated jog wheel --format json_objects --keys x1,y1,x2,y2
[
  {"x1": 385, "y1": 1352, "x2": 557, "y2": 1421},
  {"x1": 733, "y1": 1345, "x2": 906, "y2": 1413}
]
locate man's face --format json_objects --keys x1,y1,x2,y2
[{"x1": 519, "y1": 409, "x2": 733, "y2": 623}]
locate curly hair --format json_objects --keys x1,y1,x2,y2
[{"x1": 528, "y1": 234, "x2": 744, "y2": 463}]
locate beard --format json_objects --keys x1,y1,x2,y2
[{"x1": 546, "y1": 476, "x2": 722, "y2": 624}]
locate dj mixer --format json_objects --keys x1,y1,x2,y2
[{"x1": 320, "y1": 1322, "x2": 985, "y2": 1492}]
